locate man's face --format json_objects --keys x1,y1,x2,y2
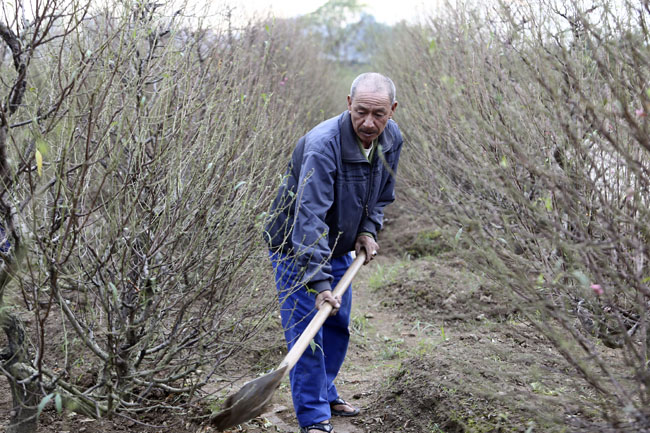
[{"x1": 347, "y1": 89, "x2": 397, "y2": 147}]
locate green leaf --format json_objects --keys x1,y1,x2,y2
[
  {"x1": 234, "y1": 181, "x2": 247, "y2": 191},
  {"x1": 109, "y1": 282, "x2": 119, "y2": 303},
  {"x1": 454, "y1": 227, "x2": 463, "y2": 243},
  {"x1": 572, "y1": 270, "x2": 589, "y2": 287},
  {"x1": 646, "y1": 88, "x2": 650, "y2": 98},
  {"x1": 428, "y1": 39, "x2": 437, "y2": 54},
  {"x1": 37, "y1": 393, "x2": 55, "y2": 418},
  {"x1": 500, "y1": 156, "x2": 508, "y2": 168},
  {"x1": 642, "y1": 276, "x2": 650, "y2": 283},
  {"x1": 544, "y1": 197, "x2": 553, "y2": 211},
  {"x1": 54, "y1": 393, "x2": 63, "y2": 413},
  {"x1": 309, "y1": 339, "x2": 323, "y2": 355},
  {"x1": 36, "y1": 138, "x2": 49, "y2": 156},
  {"x1": 441, "y1": 75, "x2": 455, "y2": 87},
  {"x1": 35, "y1": 149, "x2": 43, "y2": 177}
]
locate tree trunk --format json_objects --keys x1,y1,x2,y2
[
  {"x1": 1, "y1": 14, "x2": 46, "y2": 433},
  {"x1": 1, "y1": 311, "x2": 39, "y2": 433}
]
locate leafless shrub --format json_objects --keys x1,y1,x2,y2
[
  {"x1": 378, "y1": 0, "x2": 650, "y2": 429},
  {"x1": 1, "y1": 0, "x2": 337, "y2": 431}
]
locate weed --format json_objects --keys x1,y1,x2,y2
[
  {"x1": 368, "y1": 261, "x2": 405, "y2": 290},
  {"x1": 405, "y1": 229, "x2": 451, "y2": 258},
  {"x1": 529, "y1": 381, "x2": 562, "y2": 396},
  {"x1": 415, "y1": 339, "x2": 437, "y2": 356},
  {"x1": 440, "y1": 325, "x2": 448, "y2": 342},
  {"x1": 410, "y1": 319, "x2": 435, "y2": 334},
  {"x1": 207, "y1": 396, "x2": 227, "y2": 415},
  {"x1": 379, "y1": 336, "x2": 406, "y2": 360},
  {"x1": 350, "y1": 312, "x2": 370, "y2": 340}
]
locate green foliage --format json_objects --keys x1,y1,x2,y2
[
  {"x1": 303, "y1": 0, "x2": 391, "y2": 63},
  {"x1": 405, "y1": 229, "x2": 451, "y2": 258},
  {"x1": 529, "y1": 381, "x2": 560, "y2": 396},
  {"x1": 379, "y1": 336, "x2": 406, "y2": 360},
  {"x1": 350, "y1": 312, "x2": 370, "y2": 337},
  {"x1": 309, "y1": 0, "x2": 364, "y2": 23},
  {"x1": 309, "y1": 338, "x2": 324, "y2": 355},
  {"x1": 367, "y1": 261, "x2": 405, "y2": 290}
]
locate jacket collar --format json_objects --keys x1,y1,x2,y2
[{"x1": 340, "y1": 111, "x2": 395, "y2": 163}]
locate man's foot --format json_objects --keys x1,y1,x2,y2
[
  {"x1": 330, "y1": 397, "x2": 360, "y2": 417},
  {"x1": 300, "y1": 421, "x2": 333, "y2": 432}
]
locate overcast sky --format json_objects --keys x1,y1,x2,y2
[{"x1": 214, "y1": 0, "x2": 436, "y2": 25}]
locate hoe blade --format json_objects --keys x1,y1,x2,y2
[{"x1": 212, "y1": 365, "x2": 288, "y2": 431}]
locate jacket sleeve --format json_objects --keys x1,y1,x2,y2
[
  {"x1": 292, "y1": 148, "x2": 337, "y2": 293},
  {"x1": 358, "y1": 138, "x2": 403, "y2": 239}
]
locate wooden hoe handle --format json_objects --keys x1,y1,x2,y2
[{"x1": 280, "y1": 251, "x2": 366, "y2": 371}]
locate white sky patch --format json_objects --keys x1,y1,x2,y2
[{"x1": 209, "y1": 0, "x2": 436, "y2": 25}]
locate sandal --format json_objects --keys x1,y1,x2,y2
[
  {"x1": 300, "y1": 421, "x2": 333, "y2": 432},
  {"x1": 330, "y1": 397, "x2": 360, "y2": 417}
]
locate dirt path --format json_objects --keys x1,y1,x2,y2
[{"x1": 248, "y1": 254, "x2": 439, "y2": 433}]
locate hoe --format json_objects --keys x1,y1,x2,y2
[{"x1": 212, "y1": 250, "x2": 367, "y2": 431}]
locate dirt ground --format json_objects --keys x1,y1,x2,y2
[{"x1": 1, "y1": 205, "x2": 625, "y2": 433}]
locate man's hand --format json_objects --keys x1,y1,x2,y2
[
  {"x1": 355, "y1": 235, "x2": 379, "y2": 265},
  {"x1": 316, "y1": 290, "x2": 341, "y2": 316}
]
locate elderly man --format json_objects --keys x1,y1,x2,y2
[{"x1": 265, "y1": 72, "x2": 402, "y2": 433}]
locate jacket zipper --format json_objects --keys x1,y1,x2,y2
[{"x1": 364, "y1": 152, "x2": 375, "y2": 217}]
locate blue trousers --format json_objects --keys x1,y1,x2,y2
[{"x1": 269, "y1": 251, "x2": 353, "y2": 428}]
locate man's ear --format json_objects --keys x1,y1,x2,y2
[
  {"x1": 389, "y1": 101, "x2": 398, "y2": 118},
  {"x1": 347, "y1": 95, "x2": 352, "y2": 111}
]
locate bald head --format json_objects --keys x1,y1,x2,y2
[
  {"x1": 350, "y1": 72, "x2": 396, "y2": 105},
  {"x1": 347, "y1": 72, "x2": 398, "y2": 147}
]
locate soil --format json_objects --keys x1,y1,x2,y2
[{"x1": 1, "y1": 204, "x2": 624, "y2": 433}]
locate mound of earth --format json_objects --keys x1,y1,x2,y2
[
  {"x1": 362, "y1": 324, "x2": 610, "y2": 432},
  {"x1": 363, "y1": 208, "x2": 629, "y2": 433}
]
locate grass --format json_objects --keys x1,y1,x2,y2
[
  {"x1": 350, "y1": 312, "x2": 371, "y2": 344},
  {"x1": 405, "y1": 229, "x2": 451, "y2": 258},
  {"x1": 378, "y1": 336, "x2": 406, "y2": 360},
  {"x1": 367, "y1": 261, "x2": 406, "y2": 290}
]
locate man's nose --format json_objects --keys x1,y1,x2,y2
[{"x1": 362, "y1": 115, "x2": 374, "y2": 128}]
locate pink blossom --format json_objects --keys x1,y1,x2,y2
[
  {"x1": 591, "y1": 284, "x2": 603, "y2": 296},
  {"x1": 635, "y1": 108, "x2": 646, "y2": 117}
]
